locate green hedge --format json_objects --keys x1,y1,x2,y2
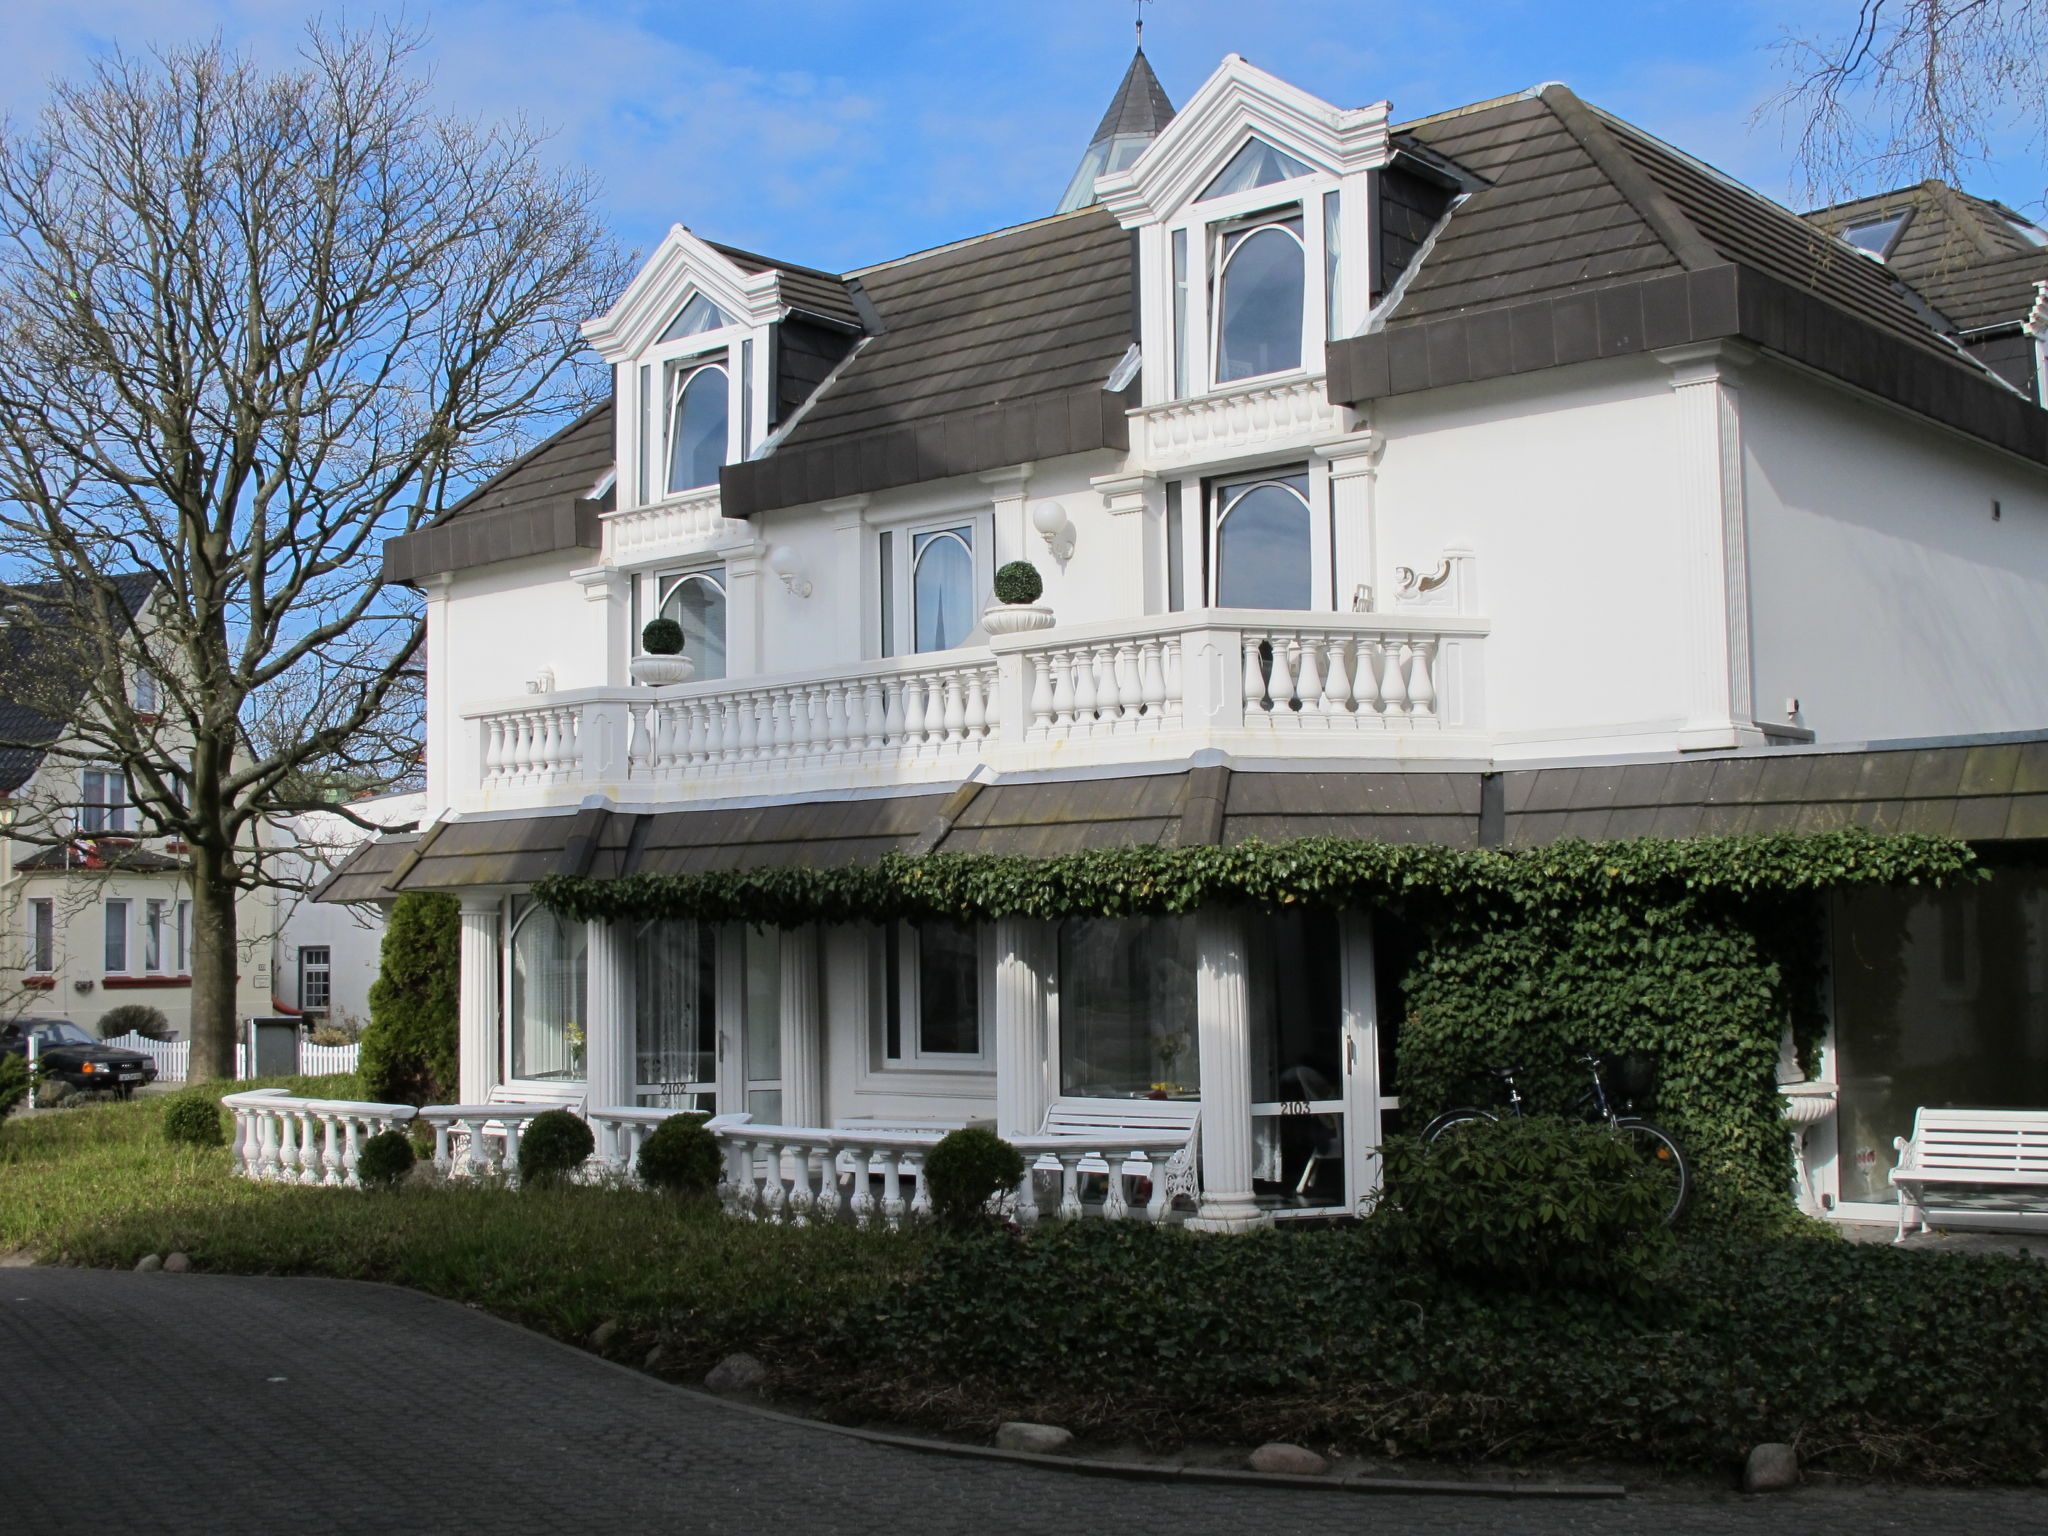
[{"x1": 360, "y1": 892, "x2": 460, "y2": 1106}]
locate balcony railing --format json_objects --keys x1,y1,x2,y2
[{"x1": 461, "y1": 609, "x2": 1486, "y2": 806}]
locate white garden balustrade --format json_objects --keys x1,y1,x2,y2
[
  {"x1": 463, "y1": 610, "x2": 1484, "y2": 810},
  {"x1": 1009, "y1": 1132, "x2": 1196, "y2": 1224},
  {"x1": 415, "y1": 1102, "x2": 571, "y2": 1182},
  {"x1": 717, "y1": 1124, "x2": 941, "y2": 1228},
  {"x1": 223, "y1": 1088, "x2": 416, "y2": 1187}
]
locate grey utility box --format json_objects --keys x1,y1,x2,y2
[{"x1": 247, "y1": 1017, "x2": 301, "y2": 1079}]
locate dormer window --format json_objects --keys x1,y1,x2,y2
[
  {"x1": 661, "y1": 293, "x2": 732, "y2": 340},
  {"x1": 1216, "y1": 214, "x2": 1305, "y2": 383},
  {"x1": 1844, "y1": 211, "x2": 1910, "y2": 260},
  {"x1": 666, "y1": 364, "x2": 729, "y2": 494},
  {"x1": 1199, "y1": 138, "x2": 1313, "y2": 201}
]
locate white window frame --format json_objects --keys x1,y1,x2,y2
[
  {"x1": 1204, "y1": 462, "x2": 1333, "y2": 612},
  {"x1": 1209, "y1": 208, "x2": 1310, "y2": 390},
  {"x1": 634, "y1": 288, "x2": 754, "y2": 509},
  {"x1": 873, "y1": 920, "x2": 994, "y2": 1072},
  {"x1": 103, "y1": 899, "x2": 130, "y2": 975},
  {"x1": 634, "y1": 563, "x2": 731, "y2": 670},
  {"x1": 27, "y1": 897, "x2": 53, "y2": 974},
  {"x1": 1159, "y1": 177, "x2": 1328, "y2": 399},
  {"x1": 143, "y1": 898, "x2": 167, "y2": 974},
  {"x1": 132, "y1": 668, "x2": 160, "y2": 714},
  {"x1": 298, "y1": 944, "x2": 331, "y2": 1013},
  {"x1": 876, "y1": 508, "x2": 996, "y2": 657},
  {"x1": 175, "y1": 899, "x2": 191, "y2": 974},
  {"x1": 501, "y1": 896, "x2": 588, "y2": 1089},
  {"x1": 80, "y1": 768, "x2": 130, "y2": 835}
]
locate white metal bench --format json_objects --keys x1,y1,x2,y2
[
  {"x1": 1890, "y1": 1107, "x2": 2048, "y2": 1240},
  {"x1": 1027, "y1": 1097, "x2": 1201, "y2": 1214}
]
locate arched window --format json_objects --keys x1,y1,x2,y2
[
  {"x1": 1214, "y1": 474, "x2": 1312, "y2": 610},
  {"x1": 1215, "y1": 218, "x2": 1305, "y2": 384},
  {"x1": 508, "y1": 903, "x2": 586, "y2": 1083},
  {"x1": 658, "y1": 569, "x2": 727, "y2": 682},
  {"x1": 912, "y1": 526, "x2": 975, "y2": 653},
  {"x1": 666, "y1": 364, "x2": 728, "y2": 495}
]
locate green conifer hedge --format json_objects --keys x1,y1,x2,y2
[{"x1": 359, "y1": 892, "x2": 461, "y2": 1106}]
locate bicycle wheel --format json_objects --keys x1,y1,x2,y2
[
  {"x1": 1612, "y1": 1119, "x2": 1690, "y2": 1226},
  {"x1": 1421, "y1": 1108, "x2": 1497, "y2": 1143}
]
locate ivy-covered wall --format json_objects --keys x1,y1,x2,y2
[{"x1": 536, "y1": 831, "x2": 1979, "y2": 1221}]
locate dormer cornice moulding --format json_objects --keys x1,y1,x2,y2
[
  {"x1": 1096, "y1": 54, "x2": 1391, "y2": 227},
  {"x1": 582, "y1": 225, "x2": 787, "y2": 363}
]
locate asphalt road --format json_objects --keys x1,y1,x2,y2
[{"x1": 2, "y1": 1266, "x2": 2044, "y2": 1535}]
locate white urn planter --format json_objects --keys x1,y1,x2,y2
[
  {"x1": 630, "y1": 654, "x2": 696, "y2": 685},
  {"x1": 982, "y1": 602, "x2": 1054, "y2": 636},
  {"x1": 1779, "y1": 1080, "x2": 1839, "y2": 1216}
]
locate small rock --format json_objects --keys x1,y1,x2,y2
[
  {"x1": 589, "y1": 1320, "x2": 619, "y2": 1351},
  {"x1": 995, "y1": 1422, "x2": 1074, "y2": 1456},
  {"x1": 642, "y1": 1345, "x2": 667, "y2": 1372},
  {"x1": 133, "y1": 1254, "x2": 162, "y2": 1273},
  {"x1": 1248, "y1": 1442, "x2": 1329, "y2": 1476},
  {"x1": 1743, "y1": 1443, "x2": 1800, "y2": 1493},
  {"x1": 703, "y1": 1352, "x2": 767, "y2": 1395},
  {"x1": 163, "y1": 1253, "x2": 191, "y2": 1274}
]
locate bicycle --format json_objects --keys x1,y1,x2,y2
[{"x1": 1420, "y1": 1054, "x2": 1692, "y2": 1225}]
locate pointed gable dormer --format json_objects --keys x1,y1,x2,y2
[{"x1": 1056, "y1": 47, "x2": 1177, "y2": 214}]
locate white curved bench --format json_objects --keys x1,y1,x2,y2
[{"x1": 1890, "y1": 1107, "x2": 2048, "y2": 1240}]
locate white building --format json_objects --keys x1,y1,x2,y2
[
  {"x1": 325, "y1": 53, "x2": 2048, "y2": 1226},
  {"x1": 275, "y1": 791, "x2": 425, "y2": 1030}
]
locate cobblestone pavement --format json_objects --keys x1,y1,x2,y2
[{"x1": 3, "y1": 1267, "x2": 2046, "y2": 1536}]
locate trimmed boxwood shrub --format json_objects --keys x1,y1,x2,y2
[
  {"x1": 355, "y1": 1128, "x2": 416, "y2": 1189},
  {"x1": 641, "y1": 617, "x2": 685, "y2": 655},
  {"x1": 924, "y1": 1126, "x2": 1026, "y2": 1228},
  {"x1": 359, "y1": 892, "x2": 460, "y2": 1106},
  {"x1": 1376, "y1": 1116, "x2": 1671, "y2": 1293},
  {"x1": 161, "y1": 1092, "x2": 226, "y2": 1147},
  {"x1": 992, "y1": 560, "x2": 1042, "y2": 605},
  {"x1": 518, "y1": 1108, "x2": 594, "y2": 1185},
  {"x1": 636, "y1": 1112, "x2": 721, "y2": 1196},
  {"x1": 99, "y1": 1004, "x2": 172, "y2": 1041}
]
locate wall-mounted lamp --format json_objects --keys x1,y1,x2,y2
[
  {"x1": 768, "y1": 543, "x2": 812, "y2": 598},
  {"x1": 1029, "y1": 500, "x2": 1075, "y2": 565}
]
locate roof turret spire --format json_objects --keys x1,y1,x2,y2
[{"x1": 1056, "y1": 45, "x2": 1176, "y2": 213}]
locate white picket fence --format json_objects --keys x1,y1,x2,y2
[{"x1": 101, "y1": 1032, "x2": 359, "y2": 1084}]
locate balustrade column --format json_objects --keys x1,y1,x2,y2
[
  {"x1": 994, "y1": 918, "x2": 1054, "y2": 1141},
  {"x1": 584, "y1": 919, "x2": 633, "y2": 1158},
  {"x1": 779, "y1": 925, "x2": 823, "y2": 1128},
  {"x1": 1189, "y1": 906, "x2": 1266, "y2": 1231},
  {"x1": 457, "y1": 894, "x2": 502, "y2": 1105}
]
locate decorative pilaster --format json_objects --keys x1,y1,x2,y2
[
  {"x1": 456, "y1": 894, "x2": 501, "y2": 1105},
  {"x1": 993, "y1": 917, "x2": 1054, "y2": 1139},
  {"x1": 583, "y1": 920, "x2": 632, "y2": 1147},
  {"x1": 1188, "y1": 906, "x2": 1266, "y2": 1231},
  {"x1": 1091, "y1": 473, "x2": 1159, "y2": 614},
  {"x1": 824, "y1": 495, "x2": 873, "y2": 660},
  {"x1": 1317, "y1": 431, "x2": 1383, "y2": 614},
  {"x1": 724, "y1": 544, "x2": 765, "y2": 678},
  {"x1": 1658, "y1": 342, "x2": 1756, "y2": 750},
  {"x1": 422, "y1": 574, "x2": 454, "y2": 818},
  {"x1": 979, "y1": 466, "x2": 1033, "y2": 573},
  {"x1": 779, "y1": 925, "x2": 822, "y2": 1128},
  {"x1": 571, "y1": 565, "x2": 632, "y2": 689}
]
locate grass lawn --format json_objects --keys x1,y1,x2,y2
[{"x1": 5, "y1": 1082, "x2": 2046, "y2": 1485}]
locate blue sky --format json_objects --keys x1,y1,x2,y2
[{"x1": 4, "y1": 1, "x2": 2040, "y2": 273}]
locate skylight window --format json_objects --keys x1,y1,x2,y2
[
  {"x1": 1843, "y1": 211, "x2": 1910, "y2": 260},
  {"x1": 659, "y1": 292, "x2": 733, "y2": 341},
  {"x1": 1198, "y1": 138, "x2": 1315, "y2": 202}
]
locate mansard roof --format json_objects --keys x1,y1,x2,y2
[
  {"x1": 1329, "y1": 84, "x2": 2048, "y2": 469},
  {"x1": 0, "y1": 572, "x2": 162, "y2": 795},
  {"x1": 1804, "y1": 181, "x2": 2048, "y2": 334}
]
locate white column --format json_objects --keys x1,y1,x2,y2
[
  {"x1": 980, "y1": 466, "x2": 1033, "y2": 573},
  {"x1": 422, "y1": 573, "x2": 454, "y2": 818},
  {"x1": 583, "y1": 919, "x2": 632, "y2": 1136},
  {"x1": 725, "y1": 545, "x2": 764, "y2": 678},
  {"x1": 824, "y1": 495, "x2": 873, "y2": 660},
  {"x1": 1188, "y1": 906, "x2": 1266, "y2": 1231},
  {"x1": 1659, "y1": 342, "x2": 1757, "y2": 750},
  {"x1": 1337, "y1": 912, "x2": 1382, "y2": 1215},
  {"x1": 779, "y1": 924, "x2": 822, "y2": 1128},
  {"x1": 457, "y1": 894, "x2": 501, "y2": 1105},
  {"x1": 994, "y1": 917, "x2": 1054, "y2": 1139},
  {"x1": 1318, "y1": 431, "x2": 1382, "y2": 614},
  {"x1": 1091, "y1": 473, "x2": 1158, "y2": 615}
]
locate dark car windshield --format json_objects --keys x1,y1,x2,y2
[{"x1": 31, "y1": 1022, "x2": 100, "y2": 1047}]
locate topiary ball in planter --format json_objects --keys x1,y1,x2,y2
[
  {"x1": 641, "y1": 617, "x2": 686, "y2": 655},
  {"x1": 924, "y1": 1126, "x2": 1027, "y2": 1229},
  {"x1": 162, "y1": 1093, "x2": 226, "y2": 1147},
  {"x1": 993, "y1": 560, "x2": 1043, "y2": 606},
  {"x1": 355, "y1": 1128, "x2": 416, "y2": 1189},
  {"x1": 636, "y1": 1112, "x2": 722, "y2": 1197},
  {"x1": 518, "y1": 1108, "x2": 595, "y2": 1186}
]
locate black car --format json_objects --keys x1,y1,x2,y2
[{"x1": 0, "y1": 1018, "x2": 158, "y2": 1096}]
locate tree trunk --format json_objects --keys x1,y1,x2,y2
[{"x1": 185, "y1": 840, "x2": 240, "y2": 1082}]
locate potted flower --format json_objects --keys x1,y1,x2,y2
[
  {"x1": 630, "y1": 617, "x2": 695, "y2": 685},
  {"x1": 982, "y1": 559, "x2": 1054, "y2": 635}
]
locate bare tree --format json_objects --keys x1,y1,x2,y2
[
  {"x1": 1768, "y1": 1, "x2": 2048, "y2": 208},
  {"x1": 0, "y1": 25, "x2": 625, "y2": 1079}
]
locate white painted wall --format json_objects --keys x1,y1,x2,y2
[
  {"x1": 273, "y1": 792, "x2": 427, "y2": 1029},
  {"x1": 1743, "y1": 367, "x2": 2048, "y2": 743}
]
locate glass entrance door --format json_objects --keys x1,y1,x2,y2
[{"x1": 632, "y1": 918, "x2": 717, "y2": 1110}]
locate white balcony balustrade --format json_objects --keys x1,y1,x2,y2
[
  {"x1": 600, "y1": 486, "x2": 750, "y2": 566},
  {"x1": 462, "y1": 609, "x2": 1485, "y2": 808},
  {"x1": 224, "y1": 1088, "x2": 417, "y2": 1187},
  {"x1": 1133, "y1": 375, "x2": 1345, "y2": 473}
]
